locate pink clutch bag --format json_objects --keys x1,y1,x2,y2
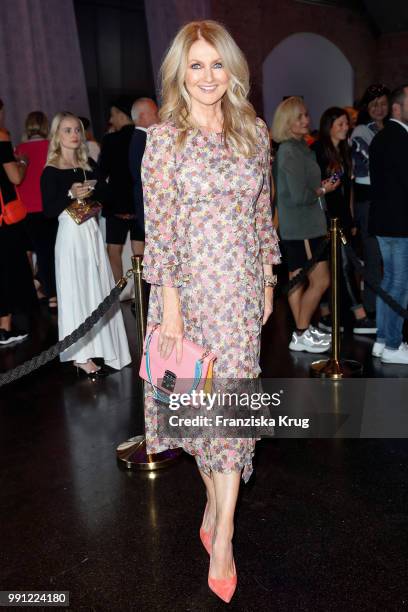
[{"x1": 139, "y1": 324, "x2": 217, "y2": 402}]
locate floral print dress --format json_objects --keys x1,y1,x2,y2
[{"x1": 141, "y1": 118, "x2": 281, "y2": 482}]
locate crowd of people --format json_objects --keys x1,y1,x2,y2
[
  {"x1": 272, "y1": 82, "x2": 408, "y2": 364},
  {"x1": 0, "y1": 34, "x2": 408, "y2": 375},
  {"x1": 0, "y1": 95, "x2": 158, "y2": 376},
  {"x1": 1, "y1": 77, "x2": 407, "y2": 367},
  {"x1": 0, "y1": 79, "x2": 407, "y2": 369},
  {"x1": 2, "y1": 83, "x2": 406, "y2": 363},
  {"x1": 1, "y1": 17, "x2": 408, "y2": 603}
]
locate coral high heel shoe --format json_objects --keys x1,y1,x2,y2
[
  {"x1": 208, "y1": 560, "x2": 237, "y2": 603},
  {"x1": 199, "y1": 527, "x2": 213, "y2": 555}
]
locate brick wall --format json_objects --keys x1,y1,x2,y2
[
  {"x1": 377, "y1": 32, "x2": 408, "y2": 90},
  {"x1": 211, "y1": 0, "x2": 377, "y2": 115}
]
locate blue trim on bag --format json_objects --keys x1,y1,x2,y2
[{"x1": 145, "y1": 328, "x2": 203, "y2": 404}]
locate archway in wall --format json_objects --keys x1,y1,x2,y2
[{"x1": 263, "y1": 33, "x2": 353, "y2": 130}]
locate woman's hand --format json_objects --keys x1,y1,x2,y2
[
  {"x1": 159, "y1": 313, "x2": 184, "y2": 362},
  {"x1": 262, "y1": 286, "x2": 274, "y2": 325},
  {"x1": 322, "y1": 178, "x2": 341, "y2": 193},
  {"x1": 160, "y1": 287, "x2": 184, "y2": 362},
  {"x1": 70, "y1": 182, "x2": 92, "y2": 200}
]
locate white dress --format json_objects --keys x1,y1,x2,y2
[{"x1": 55, "y1": 211, "x2": 131, "y2": 369}]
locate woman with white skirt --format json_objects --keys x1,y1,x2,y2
[{"x1": 41, "y1": 112, "x2": 131, "y2": 379}]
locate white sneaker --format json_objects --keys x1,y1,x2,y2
[
  {"x1": 289, "y1": 329, "x2": 331, "y2": 353},
  {"x1": 381, "y1": 343, "x2": 408, "y2": 365},
  {"x1": 372, "y1": 341, "x2": 385, "y2": 357},
  {"x1": 309, "y1": 325, "x2": 331, "y2": 342}
]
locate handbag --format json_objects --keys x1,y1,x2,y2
[
  {"x1": 139, "y1": 324, "x2": 217, "y2": 404},
  {"x1": 65, "y1": 167, "x2": 102, "y2": 225},
  {"x1": 66, "y1": 198, "x2": 102, "y2": 225},
  {"x1": 0, "y1": 187, "x2": 27, "y2": 226}
]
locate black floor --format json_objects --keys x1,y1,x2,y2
[{"x1": 1, "y1": 299, "x2": 408, "y2": 611}]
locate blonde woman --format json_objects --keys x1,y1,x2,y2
[
  {"x1": 272, "y1": 97, "x2": 338, "y2": 353},
  {"x1": 141, "y1": 20, "x2": 280, "y2": 602},
  {"x1": 40, "y1": 112, "x2": 131, "y2": 378}
]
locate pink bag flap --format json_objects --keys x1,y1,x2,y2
[{"x1": 139, "y1": 324, "x2": 216, "y2": 397}]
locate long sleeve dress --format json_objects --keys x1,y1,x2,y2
[
  {"x1": 41, "y1": 162, "x2": 131, "y2": 369},
  {"x1": 141, "y1": 119, "x2": 281, "y2": 482}
]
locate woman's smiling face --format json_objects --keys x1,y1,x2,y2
[{"x1": 184, "y1": 38, "x2": 230, "y2": 109}]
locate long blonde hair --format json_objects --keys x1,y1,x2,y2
[
  {"x1": 271, "y1": 97, "x2": 306, "y2": 143},
  {"x1": 159, "y1": 20, "x2": 257, "y2": 156},
  {"x1": 46, "y1": 112, "x2": 90, "y2": 169}
]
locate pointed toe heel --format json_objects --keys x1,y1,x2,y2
[
  {"x1": 199, "y1": 527, "x2": 212, "y2": 555},
  {"x1": 208, "y1": 573, "x2": 237, "y2": 603}
]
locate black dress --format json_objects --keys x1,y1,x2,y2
[
  {"x1": 40, "y1": 160, "x2": 106, "y2": 218},
  {"x1": 311, "y1": 140, "x2": 353, "y2": 234},
  {"x1": 311, "y1": 139, "x2": 362, "y2": 311},
  {"x1": 0, "y1": 131, "x2": 37, "y2": 318}
]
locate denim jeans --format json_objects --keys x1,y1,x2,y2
[
  {"x1": 354, "y1": 199, "x2": 383, "y2": 313},
  {"x1": 376, "y1": 236, "x2": 408, "y2": 350}
]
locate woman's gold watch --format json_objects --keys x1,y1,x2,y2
[{"x1": 264, "y1": 274, "x2": 278, "y2": 288}]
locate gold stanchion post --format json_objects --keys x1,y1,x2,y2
[
  {"x1": 310, "y1": 218, "x2": 363, "y2": 379},
  {"x1": 116, "y1": 255, "x2": 182, "y2": 470}
]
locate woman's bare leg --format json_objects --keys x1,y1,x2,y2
[
  {"x1": 131, "y1": 240, "x2": 145, "y2": 257},
  {"x1": 288, "y1": 268, "x2": 305, "y2": 327},
  {"x1": 210, "y1": 470, "x2": 241, "y2": 579},
  {"x1": 0, "y1": 314, "x2": 12, "y2": 331},
  {"x1": 296, "y1": 262, "x2": 330, "y2": 329},
  {"x1": 197, "y1": 464, "x2": 216, "y2": 533},
  {"x1": 107, "y1": 244, "x2": 124, "y2": 283}
]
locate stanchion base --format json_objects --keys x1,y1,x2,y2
[
  {"x1": 116, "y1": 435, "x2": 182, "y2": 470},
  {"x1": 310, "y1": 358, "x2": 363, "y2": 379}
]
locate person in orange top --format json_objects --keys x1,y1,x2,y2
[{"x1": 0, "y1": 98, "x2": 37, "y2": 344}]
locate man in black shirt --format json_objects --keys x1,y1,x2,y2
[
  {"x1": 369, "y1": 84, "x2": 408, "y2": 364},
  {"x1": 129, "y1": 98, "x2": 159, "y2": 249},
  {"x1": 99, "y1": 96, "x2": 143, "y2": 282}
]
